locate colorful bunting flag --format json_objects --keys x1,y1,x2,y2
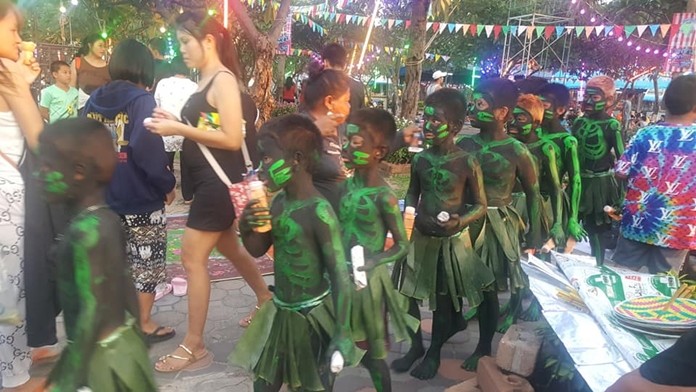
[
  {"x1": 649, "y1": 24, "x2": 659, "y2": 36},
  {"x1": 624, "y1": 25, "x2": 636, "y2": 37},
  {"x1": 485, "y1": 25, "x2": 494, "y2": 37},
  {"x1": 636, "y1": 25, "x2": 648, "y2": 37},
  {"x1": 594, "y1": 25, "x2": 604, "y2": 36},
  {"x1": 660, "y1": 24, "x2": 671, "y2": 37}
]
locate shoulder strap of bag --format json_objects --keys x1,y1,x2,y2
[{"x1": 193, "y1": 118, "x2": 252, "y2": 186}]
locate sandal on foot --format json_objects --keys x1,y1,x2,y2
[
  {"x1": 144, "y1": 326, "x2": 176, "y2": 344},
  {"x1": 155, "y1": 344, "x2": 211, "y2": 373},
  {"x1": 238, "y1": 305, "x2": 261, "y2": 328}
]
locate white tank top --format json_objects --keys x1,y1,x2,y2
[{"x1": 0, "y1": 111, "x2": 25, "y2": 166}]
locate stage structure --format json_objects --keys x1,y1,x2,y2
[{"x1": 500, "y1": 12, "x2": 574, "y2": 78}]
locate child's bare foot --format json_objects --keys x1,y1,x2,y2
[
  {"x1": 391, "y1": 346, "x2": 425, "y2": 373},
  {"x1": 410, "y1": 353, "x2": 440, "y2": 380}
]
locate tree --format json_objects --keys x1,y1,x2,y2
[
  {"x1": 229, "y1": 0, "x2": 292, "y2": 122},
  {"x1": 400, "y1": 0, "x2": 430, "y2": 119}
]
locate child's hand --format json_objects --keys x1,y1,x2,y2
[
  {"x1": 239, "y1": 199, "x2": 271, "y2": 233},
  {"x1": 152, "y1": 108, "x2": 177, "y2": 121},
  {"x1": 327, "y1": 330, "x2": 354, "y2": 364},
  {"x1": 437, "y1": 213, "x2": 462, "y2": 232}
]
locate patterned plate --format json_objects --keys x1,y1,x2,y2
[{"x1": 613, "y1": 296, "x2": 696, "y2": 326}]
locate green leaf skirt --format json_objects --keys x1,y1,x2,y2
[
  {"x1": 351, "y1": 265, "x2": 420, "y2": 359},
  {"x1": 580, "y1": 171, "x2": 621, "y2": 227},
  {"x1": 230, "y1": 295, "x2": 363, "y2": 391},
  {"x1": 469, "y1": 206, "x2": 528, "y2": 293},
  {"x1": 393, "y1": 228, "x2": 495, "y2": 312}
]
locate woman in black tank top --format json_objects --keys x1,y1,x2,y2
[{"x1": 144, "y1": 11, "x2": 272, "y2": 373}]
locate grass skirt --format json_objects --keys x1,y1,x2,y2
[
  {"x1": 50, "y1": 320, "x2": 156, "y2": 392},
  {"x1": 511, "y1": 192, "x2": 553, "y2": 246},
  {"x1": 469, "y1": 206, "x2": 527, "y2": 293},
  {"x1": 230, "y1": 295, "x2": 363, "y2": 391},
  {"x1": 580, "y1": 171, "x2": 620, "y2": 227},
  {"x1": 393, "y1": 228, "x2": 495, "y2": 311},
  {"x1": 351, "y1": 266, "x2": 420, "y2": 359}
]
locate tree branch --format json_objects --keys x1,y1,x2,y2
[
  {"x1": 229, "y1": 0, "x2": 261, "y2": 43},
  {"x1": 268, "y1": 0, "x2": 292, "y2": 42}
]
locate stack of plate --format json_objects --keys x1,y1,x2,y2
[{"x1": 612, "y1": 295, "x2": 696, "y2": 338}]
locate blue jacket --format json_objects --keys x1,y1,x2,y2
[{"x1": 84, "y1": 80, "x2": 175, "y2": 215}]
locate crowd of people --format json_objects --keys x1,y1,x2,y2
[{"x1": 0, "y1": 0, "x2": 693, "y2": 390}]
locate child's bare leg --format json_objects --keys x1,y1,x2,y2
[
  {"x1": 391, "y1": 298, "x2": 424, "y2": 372},
  {"x1": 362, "y1": 355, "x2": 391, "y2": 392},
  {"x1": 155, "y1": 228, "x2": 219, "y2": 371},
  {"x1": 216, "y1": 227, "x2": 272, "y2": 304},
  {"x1": 462, "y1": 288, "x2": 498, "y2": 370}
]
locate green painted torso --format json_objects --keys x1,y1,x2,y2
[
  {"x1": 572, "y1": 117, "x2": 620, "y2": 173},
  {"x1": 338, "y1": 179, "x2": 392, "y2": 255}
]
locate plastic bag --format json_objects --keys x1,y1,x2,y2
[{"x1": 0, "y1": 255, "x2": 21, "y2": 325}]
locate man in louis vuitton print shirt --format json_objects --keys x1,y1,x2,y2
[{"x1": 613, "y1": 75, "x2": 696, "y2": 273}]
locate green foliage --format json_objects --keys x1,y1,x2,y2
[
  {"x1": 532, "y1": 323, "x2": 592, "y2": 392},
  {"x1": 385, "y1": 173, "x2": 411, "y2": 200},
  {"x1": 385, "y1": 147, "x2": 414, "y2": 165},
  {"x1": 271, "y1": 102, "x2": 298, "y2": 117}
]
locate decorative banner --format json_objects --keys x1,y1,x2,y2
[
  {"x1": 277, "y1": 13, "x2": 293, "y2": 55},
  {"x1": 294, "y1": 10, "x2": 683, "y2": 41},
  {"x1": 666, "y1": 13, "x2": 696, "y2": 74}
]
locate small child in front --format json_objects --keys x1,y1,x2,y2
[
  {"x1": 231, "y1": 114, "x2": 359, "y2": 392},
  {"x1": 339, "y1": 108, "x2": 419, "y2": 392},
  {"x1": 39, "y1": 118, "x2": 156, "y2": 391}
]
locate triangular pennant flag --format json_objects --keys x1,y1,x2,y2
[
  {"x1": 448, "y1": 23, "x2": 455, "y2": 33},
  {"x1": 636, "y1": 25, "x2": 648, "y2": 37},
  {"x1": 604, "y1": 25, "x2": 613, "y2": 36},
  {"x1": 476, "y1": 24, "x2": 485, "y2": 36},
  {"x1": 439, "y1": 23, "x2": 447, "y2": 33},
  {"x1": 624, "y1": 25, "x2": 636, "y2": 37},
  {"x1": 502, "y1": 25, "x2": 510, "y2": 36},
  {"x1": 681, "y1": 23, "x2": 694, "y2": 35},
  {"x1": 585, "y1": 26, "x2": 593, "y2": 38},
  {"x1": 435, "y1": 54, "x2": 441, "y2": 62},
  {"x1": 442, "y1": 55, "x2": 450, "y2": 62},
  {"x1": 388, "y1": 19, "x2": 395, "y2": 29},
  {"x1": 649, "y1": 24, "x2": 659, "y2": 36},
  {"x1": 338, "y1": 13, "x2": 346, "y2": 23},
  {"x1": 660, "y1": 24, "x2": 671, "y2": 37},
  {"x1": 462, "y1": 24, "x2": 470, "y2": 35},
  {"x1": 485, "y1": 25, "x2": 494, "y2": 37},
  {"x1": 614, "y1": 25, "x2": 624, "y2": 37},
  {"x1": 544, "y1": 25, "x2": 554, "y2": 39},
  {"x1": 405, "y1": 20, "x2": 411, "y2": 29},
  {"x1": 455, "y1": 23, "x2": 463, "y2": 32},
  {"x1": 427, "y1": 22, "x2": 433, "y2": 31},
  {"x1": 565, "y1": 26, "x2": 574, "y2": 33},
  {"x1": 432, "y1": 22, "x2": 440, "y2": 32},
  {"x1": 526, "y1": 27, "x2": 534, "y2": 39},
  {"x1": 510, "y1": 25, "x2": 518, "y2": 36},
  {"x1": 330, "y1": 12, "x2": 336, "y2": 21},
  {"x1": 535, "y1": 25, "x2": 544, "y2": 37},
  {"x1": 517, "y1": 26, "x2": 527, "y2": 36},
  {"x1": 556, "y1": 26, "x2": 565, "y2": 37},
  {"x1": 395, "y1": 19, "x2": 403, "y2": 27},
  {"x1": 594, "y1": 25, "x2": 604, "y2": 36}
]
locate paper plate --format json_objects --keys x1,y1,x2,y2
[
  {"x1": 613, "y1": 296, "x2": 696, "y2": 326},
  {"x1": 617, "y1": 320, "x2": 688, "y2": 339}
]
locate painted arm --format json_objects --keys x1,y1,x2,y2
[
  {"x1": 610, "y1": 120, "x2": 627, "y2": 205},
  {"x1": 564, "y1": 136, "x2": 587, "y2": 240},
  {"x1": 544, "y1": 143, "x2": 565, "y2": 246},
  {"x1": 517, "y1": 147, "x2": 544, "y2": 249},
  {"x1": 315, "y1": 201, "x2": 354, "y2": 360},
  {"x1": 49, "y1": 216, "x2": 107, "y2": 391},
  {"x1": 459, "y1": 155, "x2": 487, "y2": 228},
  {"x1": 404, "y1": 154, "x2": 421, "y2": 208},
  {"x1": 360, "y1": 192, "x2": 410, "y2": 271},
  {"x1": 239, "y1": 199, "x2": 273, "y2": 258}
]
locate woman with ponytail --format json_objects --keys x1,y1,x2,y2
[
  {"x1": 145, "y1": 11, "x2": 271, "y2": 373},
  {"x1": 301, "y1": 61, "x2": 351, "y2": 211}
]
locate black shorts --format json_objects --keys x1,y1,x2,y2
[
  {"x1": 186, "y1": 180, "x2": 236, "y2": 232},
  {"x1": 613, "y1": 235, "x2": 688, "y2": 274}
]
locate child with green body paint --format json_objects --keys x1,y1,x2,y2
[
  {"x1": 392, "y1": 89, "x2": 498, "y2": 377},
  {"x1": 38, "y1": 118, "x2": 156, "y2": 392},
  {"x1": 338, "y1": 109, "x2": 419, "y2": 392},
  {"x1": 231, "y1": 114, "x2": 361, "y2": 392}
]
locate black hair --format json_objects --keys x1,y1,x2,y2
[
  {"x1": 475, "y1": 78, "x2": 519, "y2": 111},
  {"x1": 40, "y1": 118, "x2": 116, "y2": 184},
  {"x1": 346, "y1": 108, "x2": 397, "y2": 156},
  {"x1": 303, "y1": 62, "x2": 349, "y2": 110},
  {"x1": 425, "y1": 88, "x2": 468, "y2": 126},
  {"x1": 321, "y1": 43, "x2": 348, "y2": 68},
  {"x1": 175, "y1": 11, "x2": 243, "y2": 80},
  {"x1": 663, "y1": 75, "x2": 696, "y2": 116},
  {"x1": 77, "y1": 33, "x2": 104, "y2": 57},
  {"x1": 0, "y1": 1, "x2": 22, "y2": 88},
  {"x1": 169, "y1": 56, "x2": 189, "y2": 76},
  {"x1": 514, "y1": 76, "x2": 548, "y2": 94},
  {"x1": 148, "y1": 37, "x2": 167, "y2": 55},
  {"x1": 284, "y1": 76, "x2": 294, "y2": 89},
  {"x1": 538, "y1": 83, "x2": 571, "y2": 108},
  {"x1": 258, "y1": 114, "x2": 323, "y2": 173},
  {"x1": 49, "y1": 60, "x2": 69, "y2": 73},
  {"x1": 108, "y1": 39, "x2": 154, "y2": 88}
]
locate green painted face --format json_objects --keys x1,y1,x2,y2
[
  {"x1": 423, "y1": 105, "x2": 451, "y2": 145},
  {"x1": 424, "y1": 106, "x2": 436, "y2": 116},
  {"x1": 471, "y1": 92, "x2": 495, "y2": 127},
  {"x1": 509, "y1": 107, "x2": 534, "y2": 139},
  {"x1": 342, "y1": 123, "x2": 376, "y2": 168},
  {"x1": 583, "y1": 87, "x2": 607, "y2": 113},
  {"x1": 43, "y1": 170, "x2": 69, "y2": 195},
  {"x1": 267, "y1": 159, "x2": 293, "y2": 191},
  {"x1": 540, "y1": 97, "x2": 555, "y2": 121}
]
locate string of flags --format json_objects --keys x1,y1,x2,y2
[
  {"x1": 288, "y1": 45, "x2": 451, "y2": 63},
  {"x1": 297, "y1": 10, "x2": 693, "y2": 40}
]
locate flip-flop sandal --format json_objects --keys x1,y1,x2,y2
[
  {"x1": 144, "y1": 326, "x2": 176, "y2": 344},
  {"x1": 30, "y1": 346, "x2": 60, "y2": 365},
  {"x1": 155, "y1": 283, "x2": 173, "y2": 301},
  {"x1": 155, "y1": 344, "x2": 212, "y2": 373},
  {"x1": 239, "y1": 305, "x2": 261, "y2": 328},
  {"x1": 172, "y1": 277, "x2": 187, "y2": 296}
]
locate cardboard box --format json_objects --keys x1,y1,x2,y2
[
  {"x1": 445, "y1": 377, "x2": 481, "y2": 392},
  {"x1": 496, "y1": 324, "x2": 542, "y2": 377},
  {"x1": 477, "y1": 356, "x2": 534, "y2": 392}
]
